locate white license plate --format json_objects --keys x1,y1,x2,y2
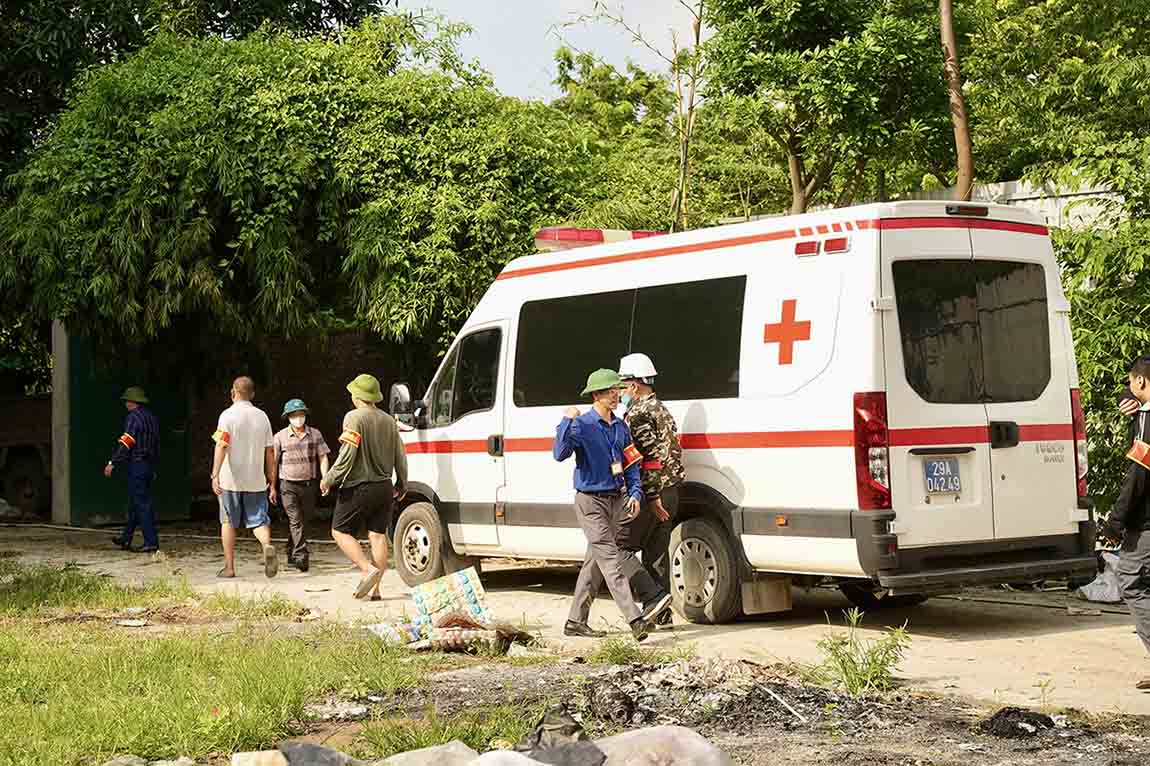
[{"x1": 923, "y1": 458, "x2": 962, "y2": 494}]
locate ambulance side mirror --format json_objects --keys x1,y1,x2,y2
[{"x1": 389, "y1": 383, "x2": 414, "y2": 426}]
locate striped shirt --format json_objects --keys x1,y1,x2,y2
[
  {"x1": 273, "y1": 426, "x2": 330, "y2": 482},
  {"x1": 111, "y1": 406, "x2": 160, "y2": 465}
]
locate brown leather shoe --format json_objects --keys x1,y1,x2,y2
[{"x1": 1136, "y1": 677, "x2": 1150, "y2": 690}]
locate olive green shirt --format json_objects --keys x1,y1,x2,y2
[{"x1": 323, "y1": 406, "x2": 408, "y2": 490}]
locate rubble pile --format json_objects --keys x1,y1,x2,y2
[{"x1": 579, "y1": 659, "x2": 911, "y2": 734}]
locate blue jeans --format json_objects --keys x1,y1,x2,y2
[{"x1": 119, "y1": 462, "x2": 158, "y2": 549}]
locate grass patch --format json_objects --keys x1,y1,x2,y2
[
  {"x1": 0, "y1": 561, "x2": 306, "y2": 622},
  {"x1": 0, "y1": 561, "x2": 194, "y2": 615},
  {"x1": 357, "y1": 704, "x2": 546, "y2": 759},
  {"x1": 586, "y1": 635, "x2": 697, "y2": 666},
  {"x1": 803, "y1": 608, "x2": 909, "y2": 698},
  {"x1": 0, "y1": 622, "x2": 445, "y2": 766},
  {"x1": 200, "y1": 590, "x2": 306, "y2": 620}
]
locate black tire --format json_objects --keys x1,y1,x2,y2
[
  {"x1": 394, "y1": 502, "x2": 446, "y2": 587},
  {"x1": 669, "y1": 516, "x2": 741, "y2": 624},
  {"x1": 839, "y1": 581, "x2": 929, "y2": 610},
  {"x1": 5, "y1": 457, "x2": 45, "y2": 516}
]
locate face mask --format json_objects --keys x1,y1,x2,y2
[
  {"x1": 621, "y1": 393, "x2": 634, "y2": 408},
  {"x1": 290, "y1": 416, "x2": 306, "y2": 429}
]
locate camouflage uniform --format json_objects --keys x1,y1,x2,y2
[
  {"x1": 626, "y1": 394, "x2": 686, "y2": 500},
  {"x1": 622, "y1": 393, "x2": 685, "y2": 595}
]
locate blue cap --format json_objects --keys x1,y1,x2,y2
[{"x1": 282, "y1": 398, "x2": 308, "y2": 418}]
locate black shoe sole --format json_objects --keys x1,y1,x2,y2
[{"x1": 563, "y1": 624, "x2": 606, "y2": 639}]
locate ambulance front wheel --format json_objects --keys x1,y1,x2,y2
[
  {"x1": 394, "y1": 502, "x2": 446, "y2": 587},
  {"x1": 669, "y1": 516, "x2": 741, "y2": 624}
]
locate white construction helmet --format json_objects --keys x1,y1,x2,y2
[{"x1": 618, "y1": 352, "x2": 658, "y2": 382}]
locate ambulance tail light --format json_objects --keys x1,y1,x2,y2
[
  {"x1": 854, "y1": 392, "x2": 891, "y2": 510},
  {"x1": 1071, "y1": 388, "x2": 1088, "y2": 499}
]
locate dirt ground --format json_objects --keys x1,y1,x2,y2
[{"x1": 4, "y1": 521, "x2": 1149, "y2": 722}]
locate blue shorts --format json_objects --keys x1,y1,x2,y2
[{"x1": 219, "y1": 490, "x2": 270, "y2": 529}]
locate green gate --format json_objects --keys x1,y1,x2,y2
[{"x1": 67, "y1": 336, "x2": 191, "y2": 527}]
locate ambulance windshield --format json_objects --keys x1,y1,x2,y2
[{"x1": 892, "y1": 260, "x2": 1051, "y2": 404}]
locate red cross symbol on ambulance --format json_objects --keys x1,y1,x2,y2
[{"x1": 763, "y1": 299, "x2": 811, "y2": 365}]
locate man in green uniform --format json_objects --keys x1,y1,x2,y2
[{"x1": 320, "y1": 374, "x2": 408, "y2": 600}]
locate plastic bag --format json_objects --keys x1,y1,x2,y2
[{"x1": 1075, "y1": 551, "x2": 1122, "y2": 604}]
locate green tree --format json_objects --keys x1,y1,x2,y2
[
  {"x1": 0, "y1": 0, "x2": 392, "y2": 183},
  {"x1": 959, "y1": 0, "x2": 1150, "y2": 511},
  {"x1": 0, "y1": 18, "x2": 593, "y2": 361},
  {"x1": 706, "y1": 0, "x2": 951, "y2": 213}
]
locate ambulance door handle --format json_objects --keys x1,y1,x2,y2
[
  {"x1": 486, "y1": 434, "x2": 504, "y2": 457},
  {"x1": 989, "y1": 421, "x2": 1020, "y2": 449}
]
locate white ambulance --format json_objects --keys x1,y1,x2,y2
[{"x1": 388, "y1": 201, "x2": 1097, "y2": 624}]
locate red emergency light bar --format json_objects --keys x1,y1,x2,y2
[{"x1": 534, "y1": 227, "x2": 667, "y2": 252}]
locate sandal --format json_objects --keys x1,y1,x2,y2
[
  {"x1": 354, "y1": 567, "x2": 383, "y2": 599},
  {"x1": 217, "y1": 568, "x2": 236, "y2": 579}
]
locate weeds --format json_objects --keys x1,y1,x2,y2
[
  {"x1": 0, "y1": 562, "x2": 193, "y2": 615},
  {"x1": 357, "y1": 704, "x2": 547, "y2": 759},
  {"x1": 0, "y1": 622, "x2": 442, "y2": 766},
  {"x1": 804, "y1": 608, "x2": 909, "y2": 698},
  {"x1": 586, "y1": 636, "x2": 697, "y2": 666},
  {"x1": 200, "y1": 591, "x2": 305, "y2": 620}
]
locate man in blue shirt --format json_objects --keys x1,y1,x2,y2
[
  {"x1": 554, "y1": 368, "x2": 655, "y2": 642},
  {"x1": 104, "y1": 386, "x2": 161, "y2": 552}
]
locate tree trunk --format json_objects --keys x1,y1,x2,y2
[
  {"x1": 876, "y1": 167, "x2": 888, "y2": 202},
  {"x1": 787, "y1": 151, "x2": 808, "y2": 215},
  {"x1": 939, "y1": 0, "x2": 974, "y2": 201}
]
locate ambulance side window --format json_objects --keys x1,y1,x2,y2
[
  {"x1": 424, "y1": 328, "x2": 502, "y2": 427},
  {"x1": 631, "y1": 276, "x2": 746, "y2": 400},
  {"x1": 426, "y1": 345, "x2": 459, "y2": 428},
  {"x1": 515, "y1": 289, "x2": 634, "y2": 407},
  {"x1": 453, "y1": 328, "x2": 501, "y2": 420}
]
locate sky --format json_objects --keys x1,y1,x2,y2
[{"x1": 421, "y1": 1, "x2": 700, "y2": 101}]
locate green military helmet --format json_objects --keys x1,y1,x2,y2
[
  {"x1": 282, "y1": 398, "x2": 309, "y2": 418},
  {"x1": 121, "y1": 386, "x2": 149, "y2": 404},
  {"x1": 581, "y1": 368, "x2": 622, "y2": 396},
  {"x1": 347, "y1": 373, "x2": 383, "y2": 403}
]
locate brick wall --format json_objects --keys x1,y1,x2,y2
[{"x1": 188, "y1": 331, "x2": 434, "y2": 496}]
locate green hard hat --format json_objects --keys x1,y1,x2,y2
[
  {"x1": 347, "y1": 373, "x2": 383, "y2": 403},
  {"x1": 282, "y1": 398, "x2": 308, "y2": 418},
  {"x1": 581, "y1": 368, "x2": 622, "y2": 396},
  {"x1": 121, "y1": 386, "x2": 149, "y2": 404}
]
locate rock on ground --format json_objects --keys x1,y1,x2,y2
[
  {"x1": 467, "y1": 753, "x2": 548, "y2": 765},
  {"x1": 279, "y1": 742, "x2": 365, "y2": 765},
  {"x1": 596, "y1": 726, "x2": 734, "y2": 766},
  {"x1": 100, "y1": 758, "x2": 149, "y2": 766},
  {"x1": 232, "y1": 753, "x2": 288, "y2": 766},
  {"x1": 376, "y1": 741, "x2": 478, "y2": 766},
  {"x1": 153, "y1": 759, "x2": 197, "y2": 766}
]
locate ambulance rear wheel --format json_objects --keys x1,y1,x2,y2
[
  {"x1": 394, "y1": 502, "x2": 445, "y2": 587},
  {"x1": 670, "y1": 517, "x2": 741, "y2": 624},
  {"x1": 839, "y1": 581, "x2": 929, "y2": 611}
]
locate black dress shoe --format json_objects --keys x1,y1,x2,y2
[
  {"x1": 129, "y1": 545, "x2": 159, "y2": 554},
  {"x1": 655, "y1": 607, "x2": 674, "y2": 626},
  {"x1": 564, "y1": 621, "x2": 606, "y2": 638},
  {"x1": 112, "y1": 537, "x2": 131, "y2": 551},
  {"x1": 293, "y1": 559, "x2": 309, "y2": 573},
  {"x1": 630, "y1": 618, "x2": 652, "y2": 642}
]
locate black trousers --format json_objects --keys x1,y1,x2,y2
[{"x1": 616, "y1": 486, "x2": 680, "y2": 605}]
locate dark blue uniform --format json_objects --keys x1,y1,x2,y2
[{"x1": 111, "y1": 406, "x2": 161, "y2": 550}]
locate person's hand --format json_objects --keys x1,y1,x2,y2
[
  {"x1": 1121, "y1": 397, "x2": 1141, "y2": 416},
  {"x1": 320, "y1": 480, "x2": 330, "y2": 497},
  {"x1": 626, "y1": 496, "x2": 641, "y2": 519},
  {"x1": 269, "y1": 486, "x2": 278, "y2": 506},
  {"x1": 394, "y1": 486, "x2": 406, "y2": 502},
  {"x1": 103, "y1": 463, "x2": 113, "y2": 478},
  {"x1": 652, "y1": 497, "x2": 671, "y2": 523},
  {"x1": 565, "y1": 407, "x2": 580, "y2": 419},
  {"x1": 212, "y1": 475, "x2": 222, "y2": 497}
]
